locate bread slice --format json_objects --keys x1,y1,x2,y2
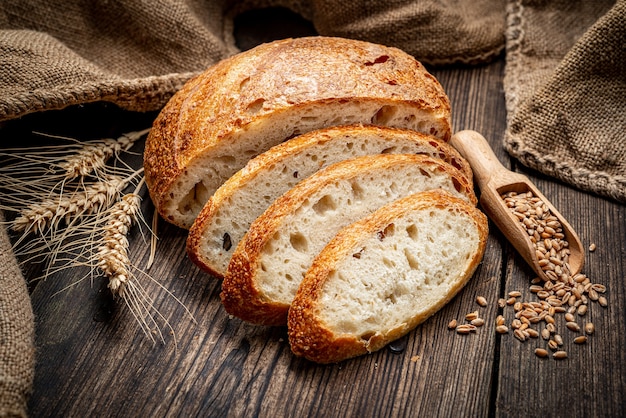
[
  {"x1": 288, "y1": 190, "x2": 488, "y2": 363},
  {"x1": 187, "y1": 125, "x2": 473, "y2": 278},
  {"x1": 144, "y1": 36, "x2": 451, "y2": 229},
  {"x1": 221, "y1": 154, "x2": 476, "y2": 326}
]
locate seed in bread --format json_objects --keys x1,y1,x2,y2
[
  {"x1": 186, "y1": 124, "x2": 473, "y2": 278},
  {"x1": 144, "y1": 36, "x2": 452, "y2": 229},
  {"x1": 288, "y1": 190, "x2": 488, "y2": 363},
  {"x1": 221, "y1": 154, "x2": 476, "y2": 326}
]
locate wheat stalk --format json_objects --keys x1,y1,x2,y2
[
  {"x1": 58, "y1": 129, "x2": 149, "y2": 180},
  {"x1": 0, "y1": 129, "x2": 149, "y2": 216},
  {"x1": 1, "y1": 129, "x2": 194, "y2": 343},
  {"x1": 11, "y1": 175, "x2": 129, "y2": 236},
  {"x1": 94, "y1": 180, "x2": 194, "y2": 344}
]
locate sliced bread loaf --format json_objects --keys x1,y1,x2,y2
[
  {"x1": 221, "y1": 154, "x2": 476, "y2": 326},
  {"x1": 287, "y1": 190, "x2": 488, "y2": 363},
  {"x1": 187, "y1": 125, "x2": 473, "y2": 278},
  {"x1": 144, "y1": 36, "x2": 451, "y2": 229}
]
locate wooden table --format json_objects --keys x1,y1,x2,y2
[{"x1": 3, "y1": 24, "x2": 625, "y2": 418}]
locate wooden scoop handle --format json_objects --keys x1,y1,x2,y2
[{"x1": 449, "y1": 129, "x2": 526, "y2": 191}]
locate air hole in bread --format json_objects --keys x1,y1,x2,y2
[
  {"x1": 246, "y1": 98, "x2": 265, "y2": 114},
  {"x1": 289, "y1": 232, "x2": 309, "y2": 253},
  {"x1": 215, "y1": 155, "x2": 237, "y2": 166},
  {"x1": 406, "y1": 224, "x2": 418, "y2": 241},
  {"x1": 377, "y1": 223, "x2": 395, "y2": 241},
  {"x1": 371, "y1": 105, "x2": 398, "y2": 125},
  {"x1": 350, "y1": 181, "x2": 365, "y2": 200},
  {"x1": 435, "y1": 272, "x2": 445, "y2": 285},
  {"x1": 312, "y1": 195, "x2": 337, "y2": 215},
  {"x1": 382, "y1": 257, "x2": 395, "y2": 268},
  {"x1": 450, "y1": 158, "x2": 464, "y2": 171},
  {"x1": 404, "y1": 114, "x2": 416, "y2": 124},
  {"x1": 364, "y1": 55, "x2": 390, "y2": 65},
  {"x1": 381, "y1": 146, "x2": 397, "y2": 154},
  {"x1": 239, "y1": 76, "x2": 250, "y2": 90},
  {"x1": 404, "y1": 248, "x2": 419, "y2": 270},
  {"x1": 360, "y1": 331, "x2": 376, "y2": 341},
  {"x1": 419, "y1": 168, "x2": 431, "y2": 178},
  {"x1": 285, "y1": 273, "x2": 295, "y2": 282},
  {"x1": 385, "y1": 293, "x2": 398, "y2": 304},
  {"x1": 178, "y1": 181, "x2": 209, "y2": 214},
  {"x1": 452, "y1": 177, "x2": 463, "y2": 193},
  {"x1": 346, "y1": 142, "x2": 354, "y2": 150},
  {"x1": 416, "y1": 121, "x2": 429, "y2": 131}
]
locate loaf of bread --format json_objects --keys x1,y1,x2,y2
[
  {"x1": 186, "y1": 125, "x2": 473, "y2": 278},
  {"x1": 221, "y1": 154, "x2": 476, "y2": 326},
  {"x1": 144, "y1": 36, "x2": 452, "y2": 229},
  {"x1": 288, "y1": 190, "x2": 488, "y2": 363}
]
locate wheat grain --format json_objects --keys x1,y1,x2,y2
[
  {"x1": 59, "y1": 129, "x2": 149, "y2": 180},
  {"x1": 11, "y1": 175, "x2": 129, "y2": 235},
  {"x1": 496, "y1": 325, "x2": 509, "y2": 334}
]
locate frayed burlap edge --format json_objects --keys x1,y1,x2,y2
[
  {"x1": 503, "y1": 0, "x2": 626, "y2": 203},
  {"x1": 0, "y1": 72, "x2": 199, "y2": 123}
]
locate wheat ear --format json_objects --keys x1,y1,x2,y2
[
  {"x1": 97, "y1": 192, "x2": 141, "y2": 297},
  {"x1": 94, "y1": 177, "x2": 188, "y2": 344},
  {"x1": 58, "y1": 129, "x2": 149, "y2": 180},
  {"x1": 11, "y1": 175, "x2": 130, "y2": 236}
]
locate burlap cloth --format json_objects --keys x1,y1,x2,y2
[
  {"x1": 0, "y1": 213, "x2": 34, "y2": 418},
  {"x1": 0, "y1": 0, "x2": 623, "y2": 415},
  {"x1": 504, "y1": 0, "x2": 625, "y2": 203}
]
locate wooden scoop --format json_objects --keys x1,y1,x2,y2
[{"x1": 449, "y1": 130, "x2": 584, "y2": 281}]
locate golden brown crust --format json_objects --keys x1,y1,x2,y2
[
  {"x1": 221, "y1": 154, "x2": 477, "y2": 327},
  {"x1": 288, "y1": 190, "x2": 489, "y2": 363},
  {"x1": 186, "y1": 124, "x2": 474, "y2": 278},
  {"x1": 144, "y1": 36, "x2": 451, "y2": 228}
]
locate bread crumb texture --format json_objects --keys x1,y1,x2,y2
[{"x1": 288, "y1": 191, "x2": 487, "y2": 363}]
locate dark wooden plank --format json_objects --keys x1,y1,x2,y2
[
  {"x1": 494, "y1": 171, "x2": 626, "y2": 418},
  {"x1": 18, "y1": 60, "x2": 508, "y2": 417}
]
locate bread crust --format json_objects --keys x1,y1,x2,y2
[
  {"x1": 144, "y1": 36, "x2": 451, "y2": 228},
  {"x1": 221, "y1": 154, "x2": 476, "y2": 326},
  {"x1": 288, "y1": 190, "x2": 489, "y2": 363},
  {"x1": 186, "y1": 124, "x2": 473, "y2": 278}
]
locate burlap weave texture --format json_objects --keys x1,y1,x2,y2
[
  {"x1": 0, "y1": 212, "x2": 34, "y2": 418},
  {"x1": 504, "y1": 0, "x2": 625, "y2": 203}
]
